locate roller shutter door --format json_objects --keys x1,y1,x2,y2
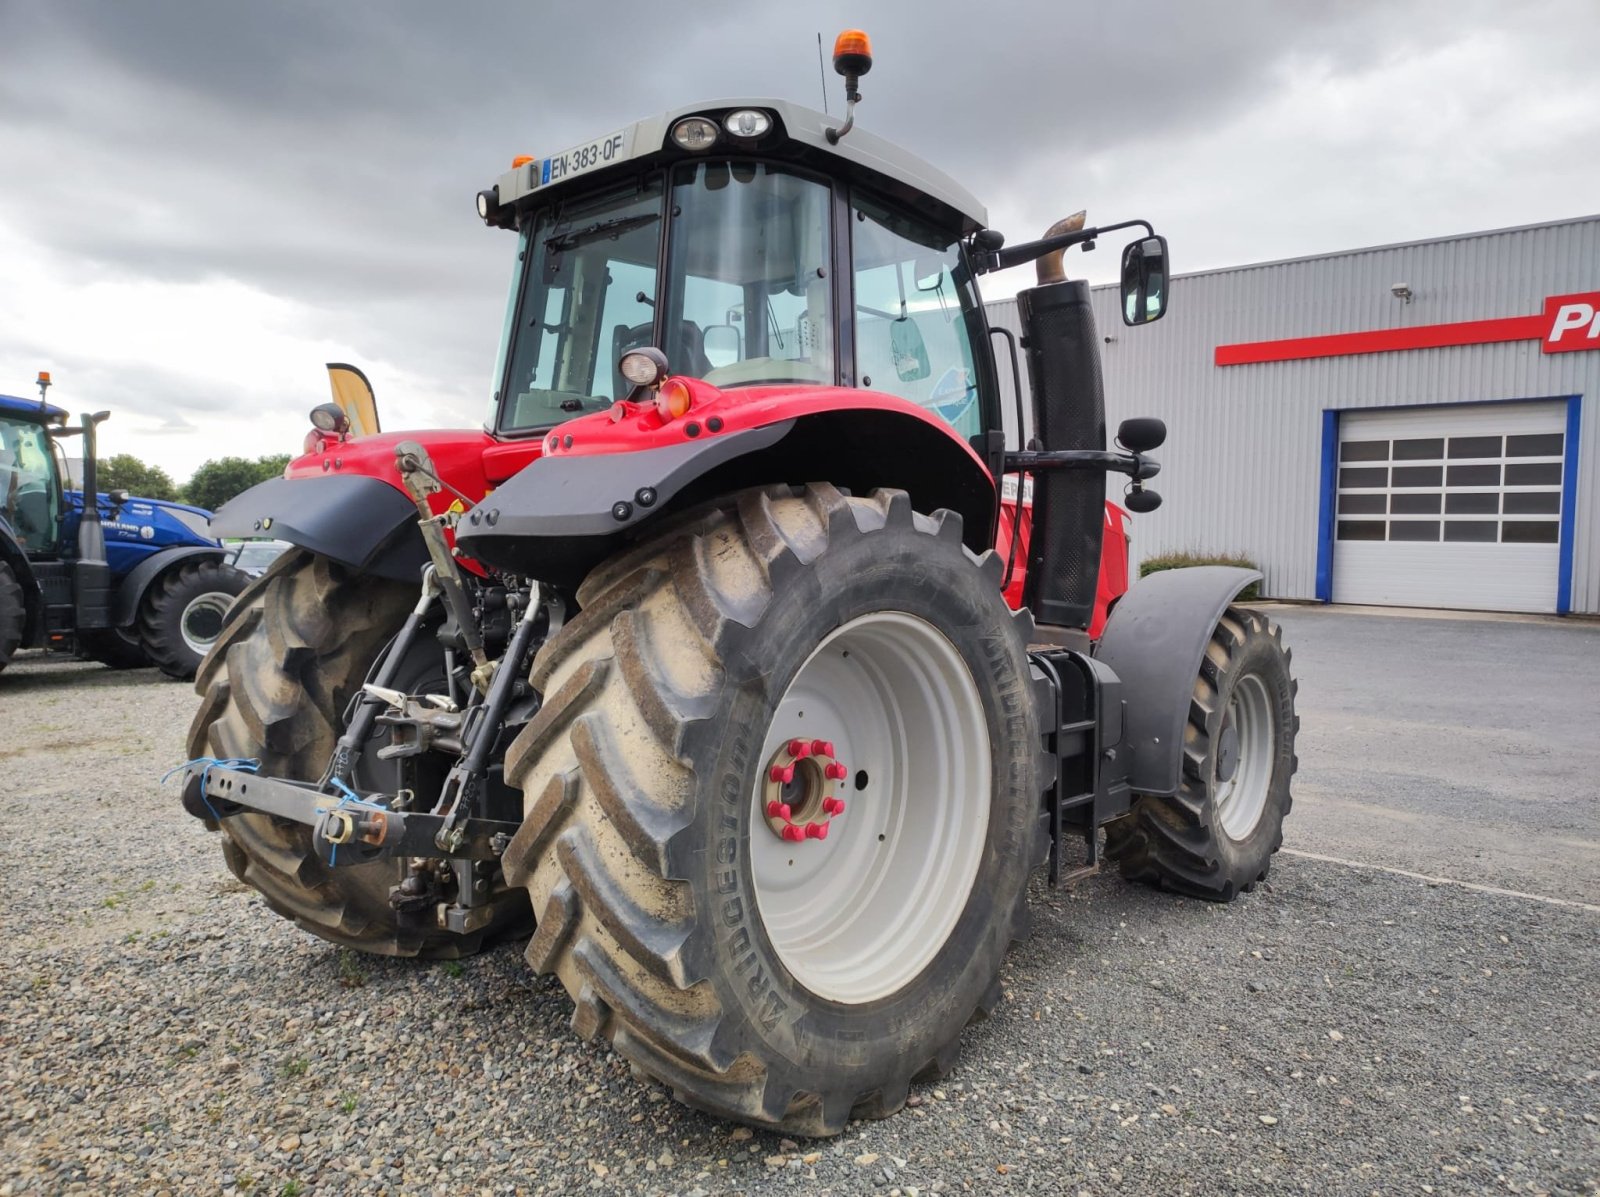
[{"x1": 1331, "y1": 402, "x2": 1566, "y2": 613}]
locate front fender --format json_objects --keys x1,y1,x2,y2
[
  {"x1": 209, "y1": 474, "x2": 426, "y2": 582},
  {"x1": 111, "y1": 545, "x2": 227, "y2": 628},
  {"x1": 1092, "y1": 566, "x2": 1263, "y2": 796}
]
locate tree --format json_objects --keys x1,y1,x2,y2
[
  {"x1": 98, "y1": 453, "x2": 179, "y2": 501},
  {"x1": 183, "y1": 454, "x2": 292, "y2": 513}
]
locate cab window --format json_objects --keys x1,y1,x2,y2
[
  {"x1": 850, "y1": 195, "x2": 984, "y2": 440},
  {"x1": 0, "y1": 416, "x2": 60, "y2": 554},
  {"x1": 497, "y1": 179, "x2": 663, "y2": 432},
  {"x1": 664, "y1": 161, "x2": 835, "y2": 387}
]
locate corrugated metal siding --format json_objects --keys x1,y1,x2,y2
[{"x1": 986, "y1": 215, "x2": 1600, "y2": 613}]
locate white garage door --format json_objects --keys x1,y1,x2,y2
[{"x1": 1332, "y1": 402, "x2": 1567, "y2": 613}]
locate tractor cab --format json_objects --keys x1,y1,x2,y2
[
  {"x1": 480, "y1": 96, "x2": 994, "y2": 450},
  {"x1": 0, "y1": 394, "x2": 66, "y2": 557}
]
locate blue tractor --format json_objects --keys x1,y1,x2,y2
[{"x1": 0, "y1": 381, "x2": 249, "y2": 679}]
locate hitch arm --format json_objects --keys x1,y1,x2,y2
[{"x1": 179, "y1": 765, "x2": 519, "y2": 862}]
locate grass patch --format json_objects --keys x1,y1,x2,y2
[
  {"x1": 443, "y1": 961, "x2": 465, "y2": 979},
  {"x1": 282, "y1": 1058, "x2": 309, "y2": 1078},
  {"x1": 280, "y1": 1182, "x2": 304, "y2": 1197},
  {"x1": 338, "y1": 1093, "x2": 358, "y2": 1114},
  {"x1": 1139, "y1": 552, "x2": 1262, "y2": 600},
  {"x1": 336, "y1": 949, "x2": 366, "y2": 990}
]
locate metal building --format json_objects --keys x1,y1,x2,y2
[{"x1": 987, "y1": 214, "x2": 1599, "y2": 615}]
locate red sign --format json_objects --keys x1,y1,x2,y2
[
  {"x1": 1216, "y1": 291, "x2": 1600, "y2": 367},
  {"x1": 1544, "y1": 292, "x2": 1600, "y2": 353}
]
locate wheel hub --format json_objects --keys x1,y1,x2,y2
[
  {"x1": 763, "y1": 738, "x2": 849, "y2": 842},
  {"x1": 1216, "y1": 720, "x2": 1240, "y2": 783}
]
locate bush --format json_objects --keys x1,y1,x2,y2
[{"x1": 1139, "y1": 552, "x2": 1262, "y2": 600}]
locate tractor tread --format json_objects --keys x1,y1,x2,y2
[{"x1": 188, "y1": 548, "x2": 529, "y2": 958}]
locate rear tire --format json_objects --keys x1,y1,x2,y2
[
  {"x1": 502, "y1": 484, "x2": 1044, "y2": 1135},
  {"x1": 187, "y1": 548, "x2": 530, "y2": 957},
  {"x1": 139, "y1": 558, "x2": 252, "y2": 680},
  {"x1": 0, "y1": 562, "x2": 23, "y2": 673},
  {"x1": 1105, "y1": 606, "x2": 1297, "y2": 900}
]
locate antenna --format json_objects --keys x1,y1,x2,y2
[{"x1": 816, "y1": 33, "x2": 829, "y2": 115}]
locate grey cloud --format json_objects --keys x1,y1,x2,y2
[{"x1": 2, "y1": 0, "x2": 1596, "y2": 434}]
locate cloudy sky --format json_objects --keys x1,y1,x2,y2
[{"x1": 2, "y1": 1, "x2": 1597, "y2": 482}]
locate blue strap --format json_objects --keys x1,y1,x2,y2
[{"x1": 161, "y1": 757, "x2": 261, "y2": 823}]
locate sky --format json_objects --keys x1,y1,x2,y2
[{"x1": 2, "y1": 0, "x2": 1598, "y2": 482}]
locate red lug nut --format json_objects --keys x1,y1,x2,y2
[
  {"x1": 823, "y1": 797, "x2": 846, "y2": 816},
  {"x1": 787, "y1": 739, "x2": 812, "y2": 759},
  {"x1": 769, "y1": 764, "x2": 795, "y2": 784},
  {"x1": 805, "y1": 821, "x2": 829, "y2": 840},
  {"x1": 825, "y1": 762, "x2": 848, "y2": 781},
  {"x1": 810, "y1": 739, "x2": 835, "y2": 758},
  {"x1": 766, "y1": 800, "x2": 793, "y2": 821},
  {"x1": 781, "y1": 824, "x2": 806, "y2": 843}
]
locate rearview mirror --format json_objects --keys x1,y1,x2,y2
[
  {"x1": 890, "y1": 317, "x2": 930, "y2": 382},
  {"x1": 703, "y1": 324, "x2": 742, "y2": 369},
  {"x1": 1120, "y1": 235, "x2": 1169, "y2": 326},
  {"x1": 913, "y1": 255, "x2": 947, "y2": 292}
]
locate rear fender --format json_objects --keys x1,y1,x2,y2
[
  {"x1": 1091, "y1": 565, "x2": 1262, "y2": 796},
  {"x1": 110, "y1": 545, "x2": 228, "y2": 628},
  {"x1": 208, "y1": 475, "x2": 426, "y2": 582},
  {"x1": 457, "y1": 408, "x2": 998, "y2": 587}
]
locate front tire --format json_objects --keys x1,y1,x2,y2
[
  {"x1": 502, "y1": 484, "x2": 1044, "y2": 1135},
  {"x1": 0, "y1": 562, "x2": 23, "y2": 673},
  {"x1": 1106, "y1": 606, "x2": 1297, "y2": 900},
  {"x1": 140, "y1": 558, "x2": 252, "y2": 680},
  {"x1": 187, "y1": 549, "x2": 530, "y2": 957}
]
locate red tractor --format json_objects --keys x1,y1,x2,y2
[{"x1": 185, "y1": 33, "x2": 1296, "y2": 1136}]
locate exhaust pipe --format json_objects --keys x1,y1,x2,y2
[
  {"x1": 1034, "y1": 211, "x2": 1087, "y2": 286},
  {"x1": 73, "y1": 411, "x2": 113, "y2": 631}
]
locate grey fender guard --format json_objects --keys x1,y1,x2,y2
[
  {"x1": 208, "y1": 474, "x2": 426, "y2": 582},
  {"x1": 1091, "y1": 565, "x2": 1263, "y2": 796},
  {"x1": 111, "y1": 544, "x2": 227, "y2": 628}
]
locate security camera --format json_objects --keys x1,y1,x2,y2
[{"x1": 1391, "y1": 283, "x2": 1413, "y2": 303}]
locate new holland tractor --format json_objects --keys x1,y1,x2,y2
[
  {"x1": 183, "y1": 33, "x2": 1297, "y2": 1136},
  {"x1": 0, "y1": 381, "x2": 249, "y2": 680}
]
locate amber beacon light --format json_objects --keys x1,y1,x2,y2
[{"x1": 825, "y1": 30, "x2": 874, "y2": 144}]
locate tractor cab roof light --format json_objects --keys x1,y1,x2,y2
[
  {"x1": 670, "y1": 116, "x2": 720, "y2": 152},
  {"x1": 723, "y1": 109, "x2": 772, "y2": 139}
]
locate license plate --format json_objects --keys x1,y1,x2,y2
[{"x1": 538, "y1": 127, "x2": 634, "y2": 188}]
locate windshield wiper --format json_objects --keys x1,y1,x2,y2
[{"x1": 545, "y1": 213, "x2": 660, "y2": 253}]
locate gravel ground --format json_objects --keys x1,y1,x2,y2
[{"x1": 2, "y1": 645, "x2": 1597, "y2": 1196}]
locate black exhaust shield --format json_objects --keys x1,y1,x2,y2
[{"x1": 1016, "y1": 280, "x2": 1106, "y2": 630}]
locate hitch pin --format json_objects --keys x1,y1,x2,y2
[{"x1": 323, "y1": 809, "x2": 356, "y2": 845}]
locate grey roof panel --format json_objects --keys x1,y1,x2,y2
[{"x1": 494, "y1": 98, "x2": 987, "y2": 230}]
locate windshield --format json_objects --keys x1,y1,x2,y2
[{"x1": 0, "y1": 415, "x2": 60, "y2": 554}]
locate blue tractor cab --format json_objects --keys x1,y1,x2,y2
[{"x1": 0, "y1": 383, "x2": 248, "y2": 679}]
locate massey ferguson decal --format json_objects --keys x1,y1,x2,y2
[{"x1": 1544, "y1": 292, "x2": 1600, "y2": 353}]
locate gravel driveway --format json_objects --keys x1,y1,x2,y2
[{"x1": 2, "y1": 610, "x2": 1597, "y2": 1196}]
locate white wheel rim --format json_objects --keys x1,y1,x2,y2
[
  {"x1": 1215, "y1": 672, "x2": 1274, "y2": 841},
  {"x1": 749, "y1": 612, "x2": 990, "y2": 1005},
  {"x1": 180, "y1": 592, "x2": 233, "y2": 656}
]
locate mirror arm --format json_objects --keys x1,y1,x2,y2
[
  {"x1": 974, "y1": 219, "x2": 1154, "y2": 275},
  {"x1": 1003, "y1": 448, "x2": 1160, "y2": 479}
]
